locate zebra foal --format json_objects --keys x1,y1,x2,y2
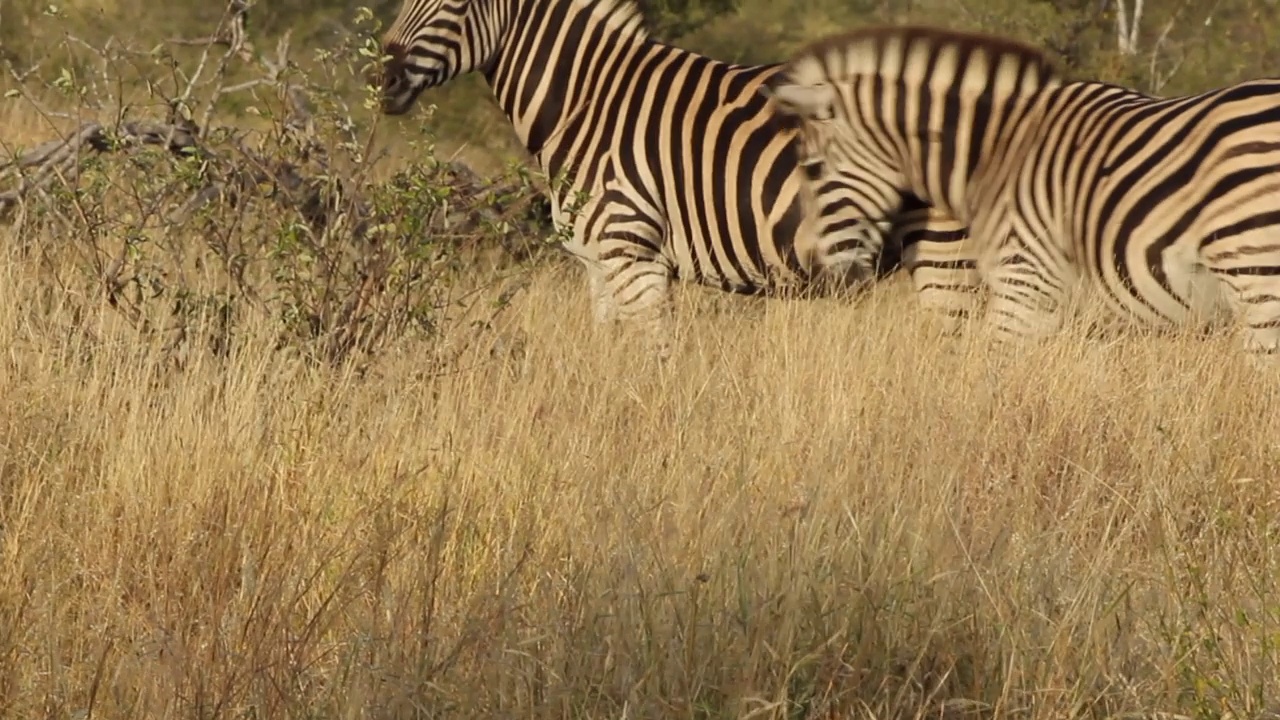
[
  {"x1": 374, "y1": 0, "x2": 976, "y2": 357},
  {"x1": 764, "y1": 24, "x2": 1280, "y2": 364}
]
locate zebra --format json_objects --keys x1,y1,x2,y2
[
  {"x1": 762, "y1": 24, "x2": 1280, "y2": 364},
  {"x1": 374, "y1": 0, "x2": 976, "y2": 356}
]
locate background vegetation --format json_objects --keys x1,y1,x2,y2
[
  {"x1": 6, "y1": 0, "x2": 1280, "y2": 170},
  {"x1": 1, "y1": 0, "x2": 1279, "y2": 717}
]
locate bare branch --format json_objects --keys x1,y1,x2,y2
[
  {"x1": 1145, "y1": 0, "x2": 1225, "y2": 94},
  {"x1": 169, "y1": 0, "x2": 256, "y2": 130},
  {"x1": 0, "y1": 120, "x2": 200, "y2": 216},
  {"x1": 165, "y1": 0, "x2": 255, "y2": 61},
  {"x1": 203, "y1": 29, "x2": 295, "y2": 120}
]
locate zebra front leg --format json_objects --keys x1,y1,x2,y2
[
  {"x1": 816, "y1": 218, "x2": 889, "y2": 290},
  {"x1": 595, "y1": 222, "x2": 675, "y2": 361},
  {"x1": 586, "y1": 262, "x2": 618, "y2": 325},
  {"x1": 978, "y1": 238, "x2": 1071, "y2": 347},
  {"x1": 898, "y1": 220, "x2": 981, "y2": 335}
]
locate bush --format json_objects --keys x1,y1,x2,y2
[{"x1": 1, "y1": 3, "x2": 556, "y2": 370}]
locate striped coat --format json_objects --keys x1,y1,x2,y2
[{"x1": 378, "y1": 0, "x2": 974, "y2": 356}]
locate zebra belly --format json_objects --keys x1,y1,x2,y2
[
  {"x1": 1098, "y1": 234, "x2": 1232, "y2": 330},
  {"x1": 665, "y1": 237, "x2": 769, "y2": 295}
]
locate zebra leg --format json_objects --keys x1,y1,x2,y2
[
  {"x1": 813, "y1": 220, "x2": 887, "y2": 290},
  {"x1": 977, "y1": 238, "x2": 1070, "y2": 346},
  {"x1": 900, "y1": 234, "x2": 982, "y2": 335},
  {"x1": 586, "y1": 262, "x2": 618, "y2": 325},
  {"x1": 885, "y1": 202, "x2": 980, "y2": 333},
  {"x1": 598, "y1": 254, "x2": 674, "y2": 360},
  {"x1": 1201, "y1": 246, "x2": 1280, "y2": 366},
  {"x1": 594, "y1": 214, "x2": 675, "y2": 361},
  {"x1": 557, "y1": 221, "x2": 620, "y2": 327}
]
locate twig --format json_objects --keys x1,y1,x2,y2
[
  {"x1": 1147, "y1": 18, "x2": 1179, "y2": 93},
  {"x1": 165, "y1": 0, "x2": 254, "y2": 61},
  {"x1": 165, "y1": 0, "x2": 254, "y2": 133},
  {"x1": 205, "y1": 29, "x2": 295, "y2": 118},
  {"x1": 10, "y1": 60, "x2": 45, "y2": 84}
]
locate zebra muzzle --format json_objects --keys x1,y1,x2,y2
[{"x1": 372, "y1": 43, "x2": 417, "y2": 113}]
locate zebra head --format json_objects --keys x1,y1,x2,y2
[
  {"x1": 377, "y1": 0, "x2": 511, "y2": 115},
  {"x1": 764, "y1": 66, "x2": 910, "y2": 214},
  {"x1": 762, "y1": 36, "x2": 930, "y2": 235}
]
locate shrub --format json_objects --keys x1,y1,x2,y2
[{"x1": 1, "y1": 2, "x2": 556, "y2": 370}]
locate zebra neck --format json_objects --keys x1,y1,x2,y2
[
  {"x1": 479, "y1": 0, "x2": 652, "y2": 179},
  {"x1": 905, "y1": 91, "x2": 1053, "y2": 224}
]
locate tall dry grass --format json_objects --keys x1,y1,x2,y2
[
  {"x1": 1, "y1": 228, "x2": 1278, "y2": 718},
  {"x1": 3, "y1": 4, "x2": 1279, "y2": 715}
]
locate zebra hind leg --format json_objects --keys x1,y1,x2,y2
[{"x1": 1202, "y1": 241, "x2": 1280, "y2": 368}]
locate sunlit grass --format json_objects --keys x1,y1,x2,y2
[{"x1": 2, "y1": 235, "x2": 1277, "y2": 718}]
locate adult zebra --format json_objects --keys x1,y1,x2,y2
[
  {"x1": 375, "y1": 0, "x2": 977, "y2": 356},
  {"x1": 763, "y1": 24, "x2": 1280, "y2": 364}
]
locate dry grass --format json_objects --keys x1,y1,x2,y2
[
  {"x1": 2, "y1": 5, "x2": 1279, "y2": 716},
  {"x1": 1, "y1": 227, "x2": 1278, "y2": 718}
]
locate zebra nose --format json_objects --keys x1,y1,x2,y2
[
  {"x1": 383, "y1": 71, "x2": 403, "y2": 95},
  {"x1": 375, "y1": 42, "x2": 407, "y2": 95}
]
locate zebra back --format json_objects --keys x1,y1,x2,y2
[
  {"x1": 765, "y1": 24, "x2": 1066, "y2": 226},
  {"x1": 769, "y1": 23, "x2": 1280, "y2": 364}
]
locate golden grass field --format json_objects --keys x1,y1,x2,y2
[
  {"x1": 2, "y1": 21, "x2": 1280, "y2": 719},
  {"x1": 3, "y1": 218, "x2": 1280, "y2": 718}
]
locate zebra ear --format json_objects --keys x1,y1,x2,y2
[{"x1": 762, "y1": 81, "x2": 836, "y2": 121}]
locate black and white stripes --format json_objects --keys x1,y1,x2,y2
[
  {"x1": 378, "y1": 0, "x2": 973, "y2": 355},
  {"x1": 767, "y1": 24, "x2": 1280, "y2": 362}
]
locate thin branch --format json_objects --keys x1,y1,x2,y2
[
  {"x1": 165, "y1": 0, "x2": 254, "y2": 60},
  {"x1": 169, "y1": 0, "x2": 255, "y2": 131},
  {"x1": 1148, "y1": 17, "x2": 1178, "y2": 93}
]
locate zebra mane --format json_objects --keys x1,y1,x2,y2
[
  {"x1": 782, "y1": 24, "x2": 1062, "y2": 88},
  {"x1": 566, "y1": 0, "x2": 651, "y2": 42}
]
